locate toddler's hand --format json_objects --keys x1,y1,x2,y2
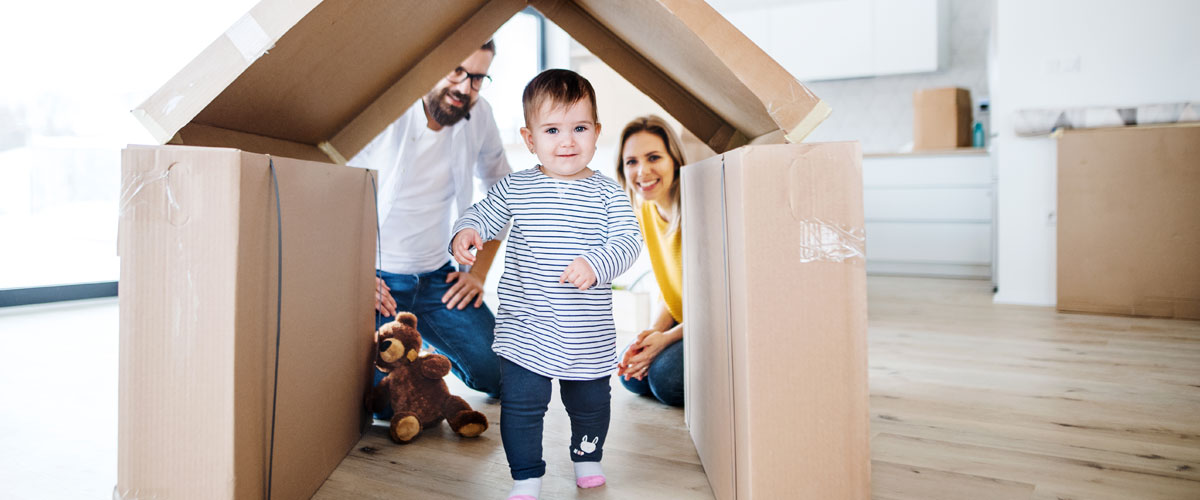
[
  {"x1": 559, "y1": 257, "x2": 597, "y2": 291},
  {"x1": 451, "y1": 229, "x2": 484, "y2": 266}
]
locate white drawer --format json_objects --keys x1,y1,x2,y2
[
  {"x1": 865, "y1": 187, "x2": 993, "y2": 221},
  {"x1": 865, "y1": 221, "x2": 992, "y2": 264},
  {"x1": 863, "y1": 154, "x2": 992, "y2": 187}
]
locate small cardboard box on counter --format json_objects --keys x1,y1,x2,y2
[
  {"x1": 116, "y1": 145, "x2": 377, "y2": 499},
  {"x1": 913, "y1": 87, "x2": 972, "y2": 150},
  {"x1": 126, "y1": 0, "x2": 850, "y2": 498},
  {"x1": 1057, "y1": 124, "x2": 1200, "y2": 319},
  {"x1": 682, "y1": 142, "x2": 870, "y2": 499}
]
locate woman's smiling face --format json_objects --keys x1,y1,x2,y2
[{"x1": 621, "y1": 131, "x2": 676, "y2": 205}]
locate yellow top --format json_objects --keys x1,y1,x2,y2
[{"x1": 637, "y1": 200, "x2": 683, "y2": 323}]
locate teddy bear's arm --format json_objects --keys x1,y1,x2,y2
[{"x1": 419, "y1": 354, "x2": 452, "y2": 380}]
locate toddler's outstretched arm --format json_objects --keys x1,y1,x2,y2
[
  {"x1": 451, "y1": 228, "x2": 485, "y2": 266},
  {"x1": 449, "y1": 175, "x2": 512, "y2": 263}
]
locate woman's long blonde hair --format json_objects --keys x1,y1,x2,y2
[{"x1": 615, "y1": 115, "x2": 687, "y2": 235}]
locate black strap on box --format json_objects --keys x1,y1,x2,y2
[
  {"x1": 263, "y1": 163, "x2": 381, "y2": 500},
  {"x1": 371, "y1": 171, "x2": 382, "y2": 328},
  {"x1": 266, "y1": 157, "x2": 283, "y2": 500}
]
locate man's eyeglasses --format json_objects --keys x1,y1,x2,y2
[{"x1": 446, "y1": 67, "x2": 492, "y2": 91}]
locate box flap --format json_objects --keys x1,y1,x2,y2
[{"x1": 133, "y1": 0, "x2": 828, "y2": 163}]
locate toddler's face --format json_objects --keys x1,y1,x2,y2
[{"x1": 521, "y1": 99, "x2": 600, "y2": 180}]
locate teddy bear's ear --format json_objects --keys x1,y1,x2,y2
[
  {"x1": 396, "y1": 312, "x2": 418, "y2": 329},
  {"x1": 378, "y1": 322, "x2": 397, "y2": 337}
]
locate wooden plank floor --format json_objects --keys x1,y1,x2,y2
[
  {"x1": 312, "y1": 329, "x2": 713, "y2": 500},
  {"x1": 868, "y1": 277, "x2": 1200, "y2": 500},
  {"x1": 316, "y1": 275, "x2": 1200, "y2": 499}
]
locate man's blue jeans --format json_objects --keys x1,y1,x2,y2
[
  {"x1": 372, "y1": 262, "x2": 501, "y2": 419},
  {"x1": 499, "y1": 357, "x2": 610, "y2": 480},
  {"x1": 619, "y1": 338, "x2": 684, "y2": 407}
]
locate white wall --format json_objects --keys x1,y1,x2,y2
[
  {"x1": 991, "y1": 0, "x2": 1200, "y2": 305},
  {"x1": 710, "y1": 0, "x2": 991, "y2": 153},
  {"x1": 803, "y1": 0, "x2": 990, "y2": 152}
]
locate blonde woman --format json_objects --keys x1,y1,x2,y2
[{"x1": 614, "y1": 115, "x2": 686, "y2": 407}]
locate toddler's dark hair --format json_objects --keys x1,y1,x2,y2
[{"x1": 521, "y1": 69, "x2": 598, "y2": 126}]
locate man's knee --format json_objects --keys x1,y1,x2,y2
[
  {"x1": 465, "y1": 356, "x2": 501, "y2": 397},
  {"x1": 416, "y1": 306, "x2": 499, "y2": 395}
]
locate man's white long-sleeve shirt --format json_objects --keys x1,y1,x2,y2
[{"x1": 349, "y1": 98, "x2": 511, "y2": 274}]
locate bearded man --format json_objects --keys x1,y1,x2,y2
[{"x1": 350, "y1": 40, "x2": 510, "y2": 405}]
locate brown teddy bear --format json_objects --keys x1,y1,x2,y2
[{"x1": 366, "y1": 312, "x2": 489, "y2": 443}]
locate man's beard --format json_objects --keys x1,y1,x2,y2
[{"x1": 424, "y1": 87, "x2": 473, "y2": 127}]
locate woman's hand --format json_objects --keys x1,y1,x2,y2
[
  {"x1": 619, "y1": 329, "x2": 671, "y2": 381},
  {"x1": 618, "y1": 329, "x2": 652, "y2": 379}
]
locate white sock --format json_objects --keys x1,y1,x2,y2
[
  {"x1": 508, "y1": 477, "x2": 541, "y2": 499},
  {"x1": 574, "y1": 461, "x2": 606, "y2": 488}
]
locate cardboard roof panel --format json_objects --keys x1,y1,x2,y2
[
  {"x1": 329, "y1": 0, "x2": 526, "y2": 161},
  {"x1": 537, "y1": 0, "x2": 828, "y2": 146},
  {"x1": 131, "y1": 0, "x2": 319, "y2": 145},
  {"x1": 530, "y1": 0, "x2": 748, "y2": 152},
  {"x1": 192, "y1": 0, "x2": 522, "y2": 154},
  {"x1": 193, "y1": 0, "x2": 486, "y2": 144},
  {"x1": 135, "y1": 0, "x2": 828, "y2": 163}
]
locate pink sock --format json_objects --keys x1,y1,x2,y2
[{"x1": 574, "y1": 461, "x2": 606, "y2": 488}]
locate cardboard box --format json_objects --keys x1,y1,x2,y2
[
  {"x1": 116, "y1": 145, "x2": 377, "y2": 499},
  {"x1": 132, "y1": 0, "x2": 830, "y2": 163},
  {"x1": 913, "y1": 87, "x2": 972, "y2": 150},
  {"x1": 682, "y1": 143, "x2": 870, "y2": 499},
  {"x1": 130, "y1": 0, "x2": 842, "y2": 497},
  {"x1": 1057, "y1": 125, "x2": 1200, "y2": 319}
]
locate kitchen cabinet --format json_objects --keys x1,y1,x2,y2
[
  {"x1": 718, "y1": 0, "x2": 946, "y2": 81},
  {"x1": 862, "y1": 149, "x2": 994, "y2": 278}
]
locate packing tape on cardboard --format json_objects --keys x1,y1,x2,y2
[
  {"x1": 131, "y1": 108, "x2": 173, "y2": 145},
  {"x1": 226, "y1": 13, "x2": 274, "y2": 64},
  {"x1": 795, "y1": 218, "x2": 865, "y2": 263},
  {"x1": 113, "y1": 486, "x2": 152, "y2": 499},
  {"x1": 119, "y1": 163, "x2": 191, "y2": 227},
  {"x1": 763, "y1": 79, "x2": 831, "y2": 143},
  {"x1": 783, "y1": 99, "x2": 832, "y2": 144},
  {"x1": 785, "y1": 100, "x2": 832, "y2": 143},
  {"x1": 118, "y1": 169, "x2": 170, "y2": 219},
  {"x1": 318, "y1": 141, "x2": 349, "y2": 165}
]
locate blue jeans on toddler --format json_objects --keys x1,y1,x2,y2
[
  {"x1": 371, "y1": 262, "x2": 501, "y2": 420},
  {"x1": 619, "y1": 338, "x2": 684, "y2": 407},
  {"x1": 499, "y1": 357, "x2": 611, "y2": 480}
]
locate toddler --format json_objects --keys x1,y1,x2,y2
[{"x1": 450, "y1": 69, "x2": 641, "y2": 500}]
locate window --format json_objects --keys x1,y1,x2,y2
[
  {"x1": 0, "y1": 0, "x2": 258, "y2": 295},
  {"x1": 480, "y1": 9, "x2": 547, "y2": 180},
  {"x1": 0, "y1": 3, "x2": 553, "y2": 304}
]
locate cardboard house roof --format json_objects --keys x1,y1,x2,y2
[{"x1": 133, "y1": 0, "x2": 830, "y2": 164}]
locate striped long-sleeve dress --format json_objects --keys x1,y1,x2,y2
[{"x1": 451, "y1": 167, "x2": 642, "y2": 380}]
